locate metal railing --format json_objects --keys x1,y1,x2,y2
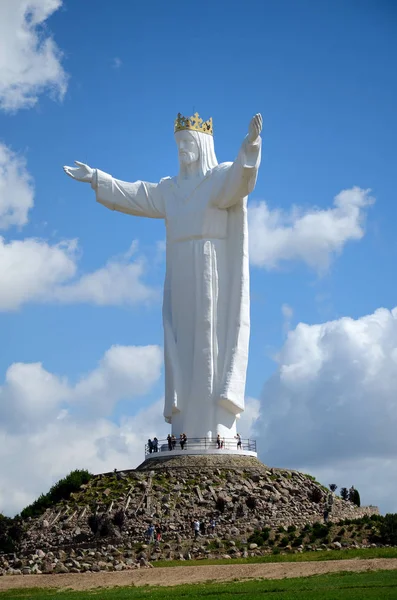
[{"x1": 144, "y1": 437, "x2": 256, "y2": 456}]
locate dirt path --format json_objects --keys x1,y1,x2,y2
[{"x1": 0, "y1": 558, "x2": 397, "y2": 591}]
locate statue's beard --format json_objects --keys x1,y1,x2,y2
[{"x1": 179, "y1": 152, "x2": 198, "y2": 165}]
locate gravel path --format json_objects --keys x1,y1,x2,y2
[{"x1": 0, "y1": 558, "x2": 397, "y2": 591}]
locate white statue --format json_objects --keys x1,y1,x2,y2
[{"x1": 64, "y1": 112, "x2": 262, "y2": 440}]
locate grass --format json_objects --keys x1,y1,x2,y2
[
  {"x1": 1, "y1": 571, "x2": 397, "y2": 599},
  {"x1": 152, "y1": 546, "x2": 397, "y2": 568}
]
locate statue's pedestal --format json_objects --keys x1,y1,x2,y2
[
  {"x1": 145, "y1": 447, "x2": 257, "y2": 461},
  {"x1": 144, "y1": 437, "x2": 257, "y2": 460}
]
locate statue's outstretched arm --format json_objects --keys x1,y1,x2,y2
[
  {"x1": 212, "y1": 114, "x2": 262, "y2": 210},
  {"x1": 63, "y1": 161, "x2": 165, "y2": 219}
]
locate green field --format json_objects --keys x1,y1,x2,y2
[
  {"x1": 0, "y1": 570, "x2": 397, "y2": 599},
  {"x1": 153, "y1": 546, "x2": 397, "y2": 567}
]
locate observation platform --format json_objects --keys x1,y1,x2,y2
[{"x1": 145, "y1": 437, "x2": 257, "y2": 459}]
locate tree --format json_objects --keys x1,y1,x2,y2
[
  {"x1": 379, "y1": 514, "x2": 397, "y2": 545},
  {"x1": 0, "y1": 514, "x2": 22, "y2": 553},
  {"x1": 350, "y1": 488, "x2": 361, "y2": 507},
  {"x1": 340, "y1": 487, "x2": 349, "y2": 501},
  {"x1": 329, "y1": 484, "x2": 338, "y2": 493}
]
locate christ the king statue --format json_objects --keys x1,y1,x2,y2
[{"x1": 64, "y1": 112, "x2": 262, "y2": 440}]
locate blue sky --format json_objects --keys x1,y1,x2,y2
[{"x1": 0, "y1": 0, "x2": 397, "y2": 515}]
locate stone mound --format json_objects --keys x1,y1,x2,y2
[{"x1": 18, "y1": 455, "x2": 377, "y2": 554}]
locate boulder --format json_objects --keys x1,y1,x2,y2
[
  {"x1": 41, "y1": 560, "x2": 54, "y2": 574},
  {"x1": 54, "y1": 562, "x2": 69, "y2": 574}
]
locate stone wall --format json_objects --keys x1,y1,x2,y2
[{"x1": 17, "y1": 455, "x2": 378, "y2": 554}]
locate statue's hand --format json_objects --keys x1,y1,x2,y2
[
  {"x1": 247, "y1": 113, "x2": 263, "y2": 143},
  {"x1": 63, "y1": 161, "x2": 93, "y2": 183}
]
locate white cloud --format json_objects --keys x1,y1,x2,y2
[
  {"x1": 0, "y1": 237, "x2": 157, "y2": 311},
  {"x1": 0, "y1": 0, "x2": 67, "y2": 112},
  {"x1": 51, "y1": 249, "x2": 157, "y2": 306},
  {"x1": 74, "y1": 345, "x2": 163, "y2": 416},
  {"x1": 112, "y1": 57, "x2": 122, "y2": 69},
  {"x1": 0, "y1": 236, "x2": 77, "y2": 310},
  {"x1": 0, "y1": 143, "x2": 34, "y2": 229},
  {"x1": 0, "y1": 344, "x2": 165, "y2": 516},
  {"x1": 254, "y1": 305, "x2": 397, "y2": 513},
  {"x1": 249, "y1": 187, "x2": 374, "y2": 271},
  {"x1": 238, "y1": 397, "x2": 261, "y2": 440},
  {"x1": 281, "y1": 303, "x2": 293, "y2": 334}
]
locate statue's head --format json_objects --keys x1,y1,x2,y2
[
  {"x1": 175, "y1": 130, "x2": 200, "y2": 166},
  {"x1": 174, "y1": 112, "x2": 218, "y2": 176}
]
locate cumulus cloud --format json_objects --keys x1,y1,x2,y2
[
  {"x1": 237, "y1": 397, "x2": 261, "y2": 440},
  {"x1": 0, "y1": 237, "x2": 157, "y2": 311},
  {"x1": 0, "y1": 0, "x2": 67, "y2": 112},
  {"x1": 0, "y1": 344, "x2": 164, "y2": 515},
  {"x1": 249, "y1": 187, "x2": 374, "y2": 271},
  {"x1": 51, "y1": 247, "x2": 156, "y2": 307},
  {"x1": 0, "y1": 143, "x2": 34, "y2": 229},
  {"x1": 73, "y1": 345, "x2": 163, "y2": 416},
  {"x1": 254, "y1": 305, "x2": 397, "y2": 512},
  {"x1": 0, "y1": 236, "x2": 77, "y2": 310}
]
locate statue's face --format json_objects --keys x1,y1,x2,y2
[{"x1": 175, "y1": 130, "x2": 199, "y2": 166}]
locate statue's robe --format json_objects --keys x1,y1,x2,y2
[{"x1": 92, "y1": 137, "x2": 261, "y2": 438}]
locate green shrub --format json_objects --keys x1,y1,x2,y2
[
  {"x1": 309, "y1": 488, "x2": 323, "y2": 503},
  {"x1": 379, "y1": 514, "x2": 397, "y2": 546},
  {"x1": 370, "y1": 514, "x2": 382, "y2": 522},
  {"x1": 248, "y1": 527, "x2": 270, "y2": 547},
  {"x1": 292, "y1": 537, "x2": 303, "y2": 547},
  {"x1": 245, "y1": 496, "x2": 257, "y2": 510},
  {"x1": 312, "y1": 523, "x2": 329, "y2": 539},
  {"x1": 216, "y1": 496, "x2": 226, "y2": 513},
  {"x1": 247, "y1": 530, "x2": 264, "y2": 547},
  {"x1": 99, "y1": 517, "x2": 112, "y2": 537},
  {"x1": 279, "y1": 536, "x2": 290, "y2": 547},
  {"x1": 340, "y1": 487, "x2": 349, "y2": 501},
  {"x1": 88, "y1": 514, "x2": 101, "y2": 534},
  {"x1": 20, "y1": 469, "x2": 93, "y2": 519},
  {"x1": 113, "y1": 509, "x2": 125, "y2": 529},
  {"x1": 0, "y1": 514, "x2": 21, "y2": 553}
]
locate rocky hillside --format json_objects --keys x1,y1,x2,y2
[{"x1": 17, "y1": 455, "x2": 377, "y2": 554}]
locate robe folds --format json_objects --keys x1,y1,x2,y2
[{"x1": 92, "y1": 137, "x2": 261, "y2": 438}]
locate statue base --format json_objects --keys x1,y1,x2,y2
[
  {"x1": 144, "y1": 447, "x2": 257, "y2": 461},
  {"x1": 144, "y1": 437, "x2": 256, "y2": 459}
]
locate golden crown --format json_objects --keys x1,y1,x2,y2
[{"x1": 174, "y1": 112, "x2": 213, "y2": 136}]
